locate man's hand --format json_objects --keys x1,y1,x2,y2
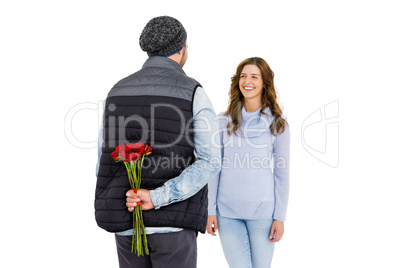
[
  {"x1": 269, "y1": 220, "x2": 284, "y2": 242},
  {"x1": 126, "y1": 189, "x2": 155, "y2": 211},
  {"x1": 206, "y1": 215, "x2": 218, "y2": 236}
]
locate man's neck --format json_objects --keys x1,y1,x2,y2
[{"x1": 167, "y1": 54, "x2": 182, "y2": 67}]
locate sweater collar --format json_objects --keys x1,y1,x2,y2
[
  {"x1": 142, "y1": 56, "x2": 185, "y2": 75},
  {"x1": 238, "y1": 106, "x2": 272, "y2": 138}
]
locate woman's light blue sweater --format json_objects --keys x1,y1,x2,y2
[{"x1": 208, "y1": 107, "x2": 290, "y2": 222}]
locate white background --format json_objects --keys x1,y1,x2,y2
[{"x1": 1, "y1": 0, "x2": 401, "y2": 267}]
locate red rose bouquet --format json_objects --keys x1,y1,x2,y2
[{"x1": 111, "y1": 142, "x2": 152, "y2": 256}]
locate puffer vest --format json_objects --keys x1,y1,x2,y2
[{"x1": 95, "y1": 56, "x2": 208, "y2": 233}]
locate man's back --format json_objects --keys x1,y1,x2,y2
[
  {"x1": 96, "y1": 56, "x2": 207, "y2": 233},
  {"x1": 95, "y1": 16, "x2": 220, "y2": 268}
]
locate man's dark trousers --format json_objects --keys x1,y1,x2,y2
[{"x1": 115, "y1": 229, "x2": 197, "y2": 268}]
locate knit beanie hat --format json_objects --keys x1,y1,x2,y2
[{"x1": 139, "y1": 16, "x2": 187, "y2": 57}]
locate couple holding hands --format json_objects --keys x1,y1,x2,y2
[{"x1": 95, "y1": 16, "x2": 289, "y2": 268}]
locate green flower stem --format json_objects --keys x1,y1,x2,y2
[
  {"x1": 140, "y1": 206, "x2": 149, "y2": 254},
  {"x1": 131, "y1": 210, "x2": 135, "y2": 252},
  {"x1": 124, "y1": 159, "x2": 148, "y2": 255},
  {"x1": 135, "y1": 206, "x2": 141, "y2": 255}
]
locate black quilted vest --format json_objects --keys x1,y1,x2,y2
[{"x1": 95, "y1": 56, "x2": 208, "y2": 233}]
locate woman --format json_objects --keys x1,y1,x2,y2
[{"x1": 207, "y1": 57, "x2": 290, "y2": 268}]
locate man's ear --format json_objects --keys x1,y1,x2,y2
[{"x1": 178, "y1": 42, "x2": 187, "y2": 55}]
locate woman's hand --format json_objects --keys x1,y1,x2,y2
[
  {"x1": 269, "y1": 220, "x2": 284, "y2": 242},
  {"x1": 207, "y1": 215, "x2": 218, "y2": 236}
]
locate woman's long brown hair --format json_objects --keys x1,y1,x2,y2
[{"x1": 225, "y1": 57, "x2": 287, "y2": 136}]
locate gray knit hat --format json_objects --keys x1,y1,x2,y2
[{"x1": 139, "y1": 16, "x2": 187, "y2": 57}]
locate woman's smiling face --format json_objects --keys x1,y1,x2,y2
[{"x1": 239, "y1": 64, "x2": 264, "y2": 102}]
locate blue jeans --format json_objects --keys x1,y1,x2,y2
[{"x1": 217, "y1": 213, "x2": 275, "y2": 268}]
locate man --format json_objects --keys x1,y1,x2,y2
[{"x1": 95, "y1": 16, "x2": 221, "y2": 267}]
